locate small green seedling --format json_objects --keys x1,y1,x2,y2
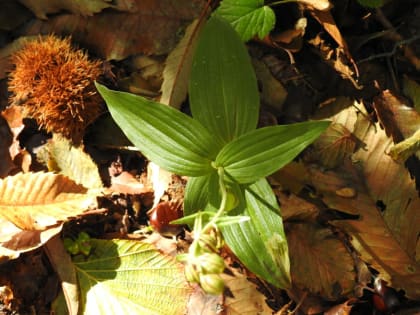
[{"x1": 96, "y1": 15, "x2": 329, "y2": 294}]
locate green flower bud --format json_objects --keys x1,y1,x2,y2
[
  {"x1": 199, "y1": 274, "x2": 225, "y2": 295},
  {"x1": 77, "y1": 231, "x2": 91, "y2": 242},
  {"x1": 184, "y1": 263, "x2": 200, "y2": 283},
  {"x1": 198, "y1": 234, "x2": 218, "y2": 253},
  {"x1": 63, "y1": 237, "x2": 79, "y2": 255},
  {"x1": 78, "y1": 242, "x2": 92, "y2": 256},
  {"x1": 198, "y1": 253, "x2": 225, "y2": 274}
]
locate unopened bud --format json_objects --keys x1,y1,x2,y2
[
  {"x1": 184, "y1": 263, "x2": 200, "y2": 283},
  {"x1": 198, "y1": 253, "x2": 225, "y2": 274},
  {"x1": 199, "y1": 274, "x2": 225, "y2": 295}
]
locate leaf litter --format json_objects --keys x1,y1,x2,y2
[{"x1": 0, "y1": 0, "x2": 420, "y2": 314}]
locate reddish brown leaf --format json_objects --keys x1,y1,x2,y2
[{"x1": 20, "y1": 0, "x2": 205, "y2": 60}]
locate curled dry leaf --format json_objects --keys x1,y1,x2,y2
[
  {"x1": 307, "y1": 103, "x2": 420, "y2": 299},
  {"x1": 0, "y1": 172, "x2": 97, "y2": 261}
]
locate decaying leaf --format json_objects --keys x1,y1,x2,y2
[
  {"x1": 74, "y1": 239, "x2": 191, "y2": 315},
  {"x1": 308, "y1": 122, "x2": 358, "y2": 168},
  {"x1": 37, "y1": 135, "x2": 103, "y2": 189},
  {"x1": 286, "y1": 222, "x2": 355, "y2": 300},
  {"x1": 20, "y1": 0, "x2": 205, "y2": 60},
  {"x1": 298, "y1": 0, "x2": 331, "y2": 11},
  {"x1": 19, "y1": 0, "x2": 113, "y2": 19},
  {"x1": 161, "y1": 18, "x2": 204, "y2": 109},
  {"x1": 306, "y1": 103, "x2": 420, "y2": 299},
  {"x1": 222, "y1": 267, "x2": 273, "y2": 315},
  {"x1": 373, "y1": 90, "x2": 420, "y2": 161},
  {"x1": 0, "y1": 172, "x2": 97, "y2": 261}
]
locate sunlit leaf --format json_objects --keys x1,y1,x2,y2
[
  {"x1": 0, "y1": 172, "x2": 96, "y2": 229},
  {"x1": 189, "y1": 16, "x2": 259, "y2": 143},
  {"x1": 215, "y1": 121, "x2": 330, "y2": 183},
  {"x1": 75, "y1": 239, "x2": 190, "y2": 315},
  {"x1": 37, "y1": 135, "x2": 103, "y2": 189},
  {"x1": 215, "y1": 0, "x2": 275, "y2": 41},
  {"x1": 96, "y1": 83, "x2": 222, "y2": 176}
]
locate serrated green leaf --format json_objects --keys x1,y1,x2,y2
[
  {"x1": 189, "y1": 16, "x2": 259, "y2": 144},
  {"x1": 75, "y1": 239, "x2": 190, "y2": 315},
  {"x1": 215, "y1": 0, "x2": 275, "y2": 41},
  {"x1": 96, "y1": 82, "x2": 223, "y2": 176},
  {"x1": 215, "y1": 121, "x2": 330, "y2": 183},
  {"x1": 221, "y1": 178, "x2": 290, "y2": 288}
]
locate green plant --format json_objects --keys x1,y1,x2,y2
[{"x1": 96, "y1": 15, "x2": 329, "y2": 294}]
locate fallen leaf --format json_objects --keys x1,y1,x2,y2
[
  {"x1": 74, "y1": 239, "x2": 191, "y2": 315},
  {"x1": 306, "y1": 103, "x2": 420, "y2": 299},
  {"x1": 298, "y1": 0, "x2": 331, "y2": 10},
  {"x1": 161, "y1": 18, "x2": 205, "y2": 109},
  {"x1": 222, "y1": 267, "x2": 273, "y2": 315},
  {"x1": 286, "y1": 222, "x2": 356, "y2": 300},
  {"x1": 0, "y1": 172, "x2": 96, "y2": 230},
  {"x1": 373, "y1": 90, "x2": 420, "y2": 161},
  {"x1": 0, "y1": 172, "x2": 97, "y2": 261},
  {"x1": 19, "y1": 0, "x2": 113, "y2": 19},
  {"x1": 20, "y1": 0, "x2": 205, "y2": 60},
  {"x1": 45, "y1": 235, "x2": 79, "y2": 315},
  {"x1": 37, "y1": 135, "x2": 103, "y2": 189}
]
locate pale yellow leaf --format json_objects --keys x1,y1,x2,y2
[
  {"x1": 0, "y1": 172, "x2": 96, "y2": 229},
  {"x1": 38, "y1": 135, "x2": 103, "y2": 189}
]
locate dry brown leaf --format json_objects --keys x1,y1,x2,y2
[
  {"x1": 286, "y1": 222, "x2": 355, "y2": 300},
  {"x1": 0, "y1": 172, "x2": 96, "y2": 230},
  {"x1": 161, "y1": 18, "x2": 204, "y2": 109},
  {"x1": 308, "y1": 122, "x2": 358, "y2": 168},
  {"x1": 19, "y1": 0, "x2": 113, "y2": 19},
  {"x1": 19, "y1": 0, "x2": 204, "y2": 60},
  {"x1": 222, "y1": 267, "x2": 273, "y2": 315},
  {"x1": 373, "y1": 90, "x2": 420, "y2": 161},
  {"x1": 299, "y1": 0, "x2": 331, "y2": 11},
  {"x1": 306, "y1": 103, "x2": 420, "y2": 299},
  {"x1": 44, "y1": 235, "x2": 79, "y2": 315},
  {"x1": 0, "y1": 172, "x2": 97, "y2": 261},
  {"x1": 110, "y1": 171, "x2": 150, "y2": 195}
]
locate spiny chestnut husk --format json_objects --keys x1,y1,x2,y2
[{"x1": 8, "y1": 35, "x2": 103, "y2": 145}]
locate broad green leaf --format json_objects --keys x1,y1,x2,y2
[
  {"x1": 96, "y1": 83, "x2": 222, "y2": 176},
  {"x1": 221, "y1": 178, "x2": 290, "y2": 288},
  {"x1": 183, "y1": 174, "x2": 212, "y2": 216},
  {"x1": 189, "y1": 16, "x2": 259, "y2": 144},
  {"x1": 75, "y1": 239, "x2": 190, "y2": 315},
  {"x1": 215, "y1": 0, "x2": 275, "y2": 41},
  {"x1": 215, "y1": 121, "x2": 330, "y2": 183}
]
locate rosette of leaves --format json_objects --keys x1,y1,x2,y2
[
  {"x1": 8, "y1": 35, "x2": 102, "y2": 145},
  {"x1": 96, "y1": 16, "x2": 329, "y2": 291}
]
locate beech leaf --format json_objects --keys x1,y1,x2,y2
[
  {"x1": 286, "y1": 222, "x2": 355, "y2": 300},
  {"x1": 74, "y1": 239, "x2": 190, "y2": 315},
  {"x1": 0, "y1": 172, "x2": 96, "y2": 230},
  {"x1": 160, "y1": 19, "x2": 204, "y2": 109},
  {"x1": 308, "y1": 104, "x2": 420, "y2": 299},
  {"x1": 37, "y1": 135, "x2": 103, "y2": 189}
]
